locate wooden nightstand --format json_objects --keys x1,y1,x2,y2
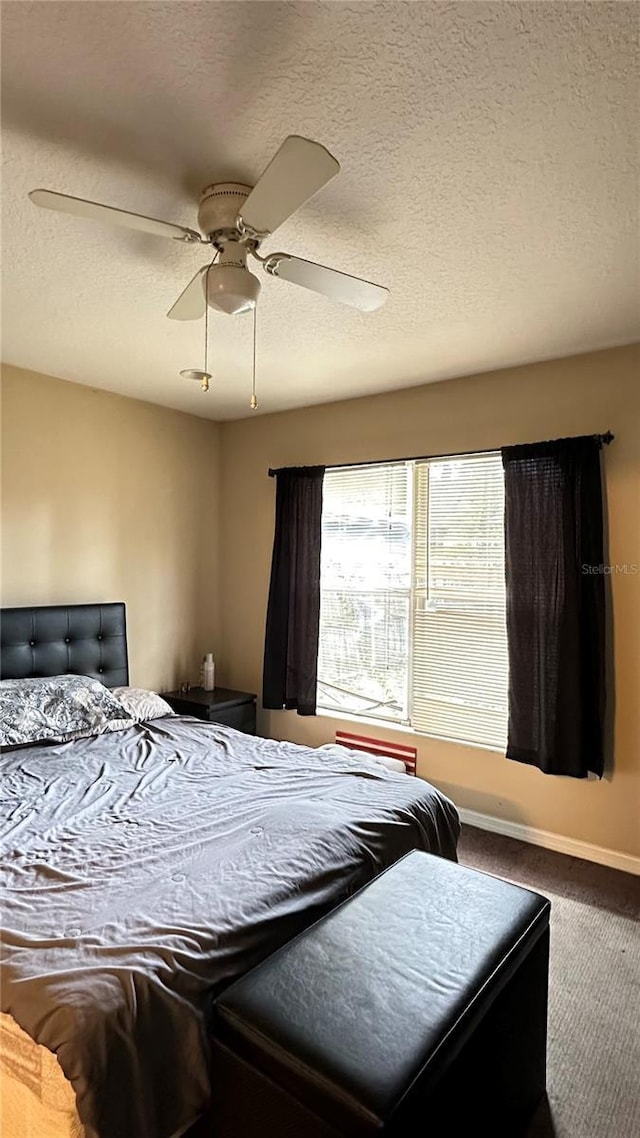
[{"x1": 161, "y1": 687, "x2": 257, "y2": 735}]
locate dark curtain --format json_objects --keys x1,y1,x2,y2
[
  {"x1": 501, "y1": 436, "x2": 606, "y2": 778},
  {"x1": 263, "y1": 466, "x2": 325, "y2": 716}
]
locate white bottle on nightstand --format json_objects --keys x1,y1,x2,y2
[{"x1": 203, "y1": 653, "x2": 215, "y2": 691}]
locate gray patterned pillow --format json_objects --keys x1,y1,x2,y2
[{"x1": 0, "y1": 675, "x2": 132, "y2": 748}]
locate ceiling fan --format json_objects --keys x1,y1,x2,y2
[{"x1": 29, "y1": 135, "x2": 389, "y2": 319}]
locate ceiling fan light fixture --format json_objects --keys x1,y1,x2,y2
[{"x1": 206, "y1": 262, "x2": 260, "y2": 316}]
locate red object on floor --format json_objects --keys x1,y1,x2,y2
[{"x1": 335, "y1": 730, "x2": 417, "y2": 775}]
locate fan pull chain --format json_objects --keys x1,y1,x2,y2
[
  {"x1": 201, "y1": 266, "x2": 211, "y2": 391},
  {"x1": 250, "y1": 303, "x2": 258, "y2": 410}
]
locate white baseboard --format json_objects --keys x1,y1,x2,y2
[{"x1": 458, "y1": 808, "x2": 640, "y2": 877}]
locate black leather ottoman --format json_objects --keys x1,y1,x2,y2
[{"x1": 210, "y1": 850, "x2": 550, "y2": 1138}]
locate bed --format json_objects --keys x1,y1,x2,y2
[{"x1": 0, "y1": 603, "x2": 460, "y2": 1138}]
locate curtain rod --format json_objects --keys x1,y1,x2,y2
[{"x1": 268, "y1": 431, "x2": 614, "y2": 477}]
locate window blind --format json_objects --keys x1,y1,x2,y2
[
  {"x1": 317, "y1": 463, "x2": 412, "y2": 722},
  {"x1": 318, "y1": 454, "x2": 508, "y2": 751},
  {"x1": 412, "y1": 455, "x2": 508, "y2": 748}
]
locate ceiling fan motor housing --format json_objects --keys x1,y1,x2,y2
[{"x1": 198, "y1": 182, "x2": 253, "y2": 242}]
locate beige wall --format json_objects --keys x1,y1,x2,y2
[
  {"x1": 219, "y1": 344, "x2": 640, "y2": 860},
  {"x1": 1, "y1": 365, "x2": 220, "y2": 691}
]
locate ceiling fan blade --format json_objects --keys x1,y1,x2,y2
[
  {"x1": 238, "y1": 136, "x2": 340, "y2": 237},
  {"x1": 29, "y1": 189, "x2": 203, "y2": 243},
  {"x1": 167, "y1": 267, "x2": 208, "y2": 320},
  {"x1": 267, "y1": 254, "x2": 389, "y2": 312}
]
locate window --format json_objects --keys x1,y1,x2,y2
[{"x1": 317, "y1": 454, "x2": 508, "y2": 750}]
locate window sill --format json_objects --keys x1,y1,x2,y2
[{"x1": 316, "y1": 707, "x2": 505, "y2": 755}]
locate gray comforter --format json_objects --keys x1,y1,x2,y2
[{"x1": 0, "y1": 716, "x2": 459, "y2": 1138}]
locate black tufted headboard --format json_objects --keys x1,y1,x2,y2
[{"x1": 0, "y1": 603, "x2": 128, "y2": 688}]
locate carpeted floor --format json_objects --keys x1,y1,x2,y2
[{"x1": 457, "y1": 825, "x2": 640, "y2": 1138}]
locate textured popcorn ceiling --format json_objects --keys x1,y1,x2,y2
[{"x1": 1, "y1": 1, "x2": 638, "y2": 421}]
